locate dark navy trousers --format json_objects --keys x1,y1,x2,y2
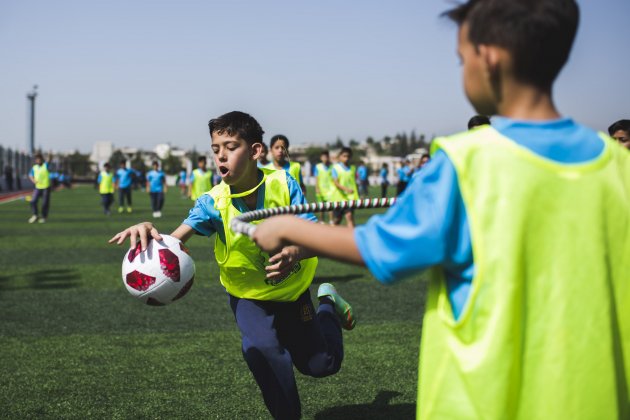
[
  {"x1": 229, "y1": 288, "x2": 343, "y2": 420},
  {"x1": 31, "y1": 187, "x2": 51, "y2": 218}
]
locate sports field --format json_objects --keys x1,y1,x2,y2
[{"x1": 0, "y1": 185, "x2": 426, "y2": 419}]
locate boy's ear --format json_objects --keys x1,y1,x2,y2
[
  {"x1": 479, "y1": 44, "x2": 501, "y2": 77},
  {"x1": 251, "y1": 142, "x2": 263, "y2": 160}
]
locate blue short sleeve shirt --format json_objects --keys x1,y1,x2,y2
[{"x1": 355, "y1": 117, "x2": 604, "y2": 320}]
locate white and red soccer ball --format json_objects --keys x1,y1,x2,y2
[{"x1": 122, "y1": 234, "x2": 195, "y2": 306}]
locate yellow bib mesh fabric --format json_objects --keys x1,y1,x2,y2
[
  {"x1": 209, "y1": 168, "x2": 317, "y2": 301},
  {"x1": 418, "y1": 127, "x2": 630, "y2": 419}
]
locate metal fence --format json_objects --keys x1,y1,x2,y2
[{"x1": 0, "y1": 146, "x2": 32, "y2": 191}]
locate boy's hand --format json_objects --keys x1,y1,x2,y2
[
  {"x1": 108, "y1": 222, "x2": 162, "y2": 251},
  {"x1": 265, "y1": 245, "x2": 301, "y2": 281}
]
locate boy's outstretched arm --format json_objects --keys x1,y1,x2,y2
[
  {"x1": 253, "y1": 215, "x2": 364, "y2": 266},
  {"x1": 109, "y1": 222, "x2": 195, "y2": 250}
]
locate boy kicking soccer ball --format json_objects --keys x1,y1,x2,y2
[
  {"x1": 252, "y1": 1, "x2": 630, "y2": 419},
  {"x1": 110, "y1": 111, "x2": 354, "y2": 420}
]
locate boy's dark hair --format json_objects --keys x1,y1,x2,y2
[
  {"x1": 198, "y1": 156, "x2": 206, "y2": 163},
  {"x1": 320, "y1": 150, "x2": 329, "y2": 157},
  {"x1": 444, "y1": 0, "x2": 579, "y2": 91},
  {"x1": 103, "y1": 162, "x2": 111, "y2": 169},
  {"x1": 468, "y1": 115, "x2": 491, "y2": 129},
  {"x1": 608, "y1": 119, "x2": 630, "y2": 136},
  {"x1": 152, "y1": 160, "x2": 159, "y2": 167},
  {"x1": 119, "y1": 159, "x2": 127, "y2": 165},
  {"x1": 208, "y1": 111, "x2": 264, "y2": 145},
  {"x1": 270, "y1": 134, "x2": 290, "y2": 149},
  {"x1": 34, "y1": 153, "x2": 43, "y2": 160},
  {"x1": 339, "y1": 147, "x2": 353, "y2": 156}
]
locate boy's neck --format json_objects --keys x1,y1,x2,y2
[
  {"x1": 230, "y1": 167, "x2": 261, "y2": 195},
  {"x1": 497, "y1": 82, "x2": 561, "y2": 121}
]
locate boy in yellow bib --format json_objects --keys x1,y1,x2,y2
[
  {"x1": 110, "y1": 111, "x2": 355, "y2": 419},
  {"x1": 252, "y1": 1, "x2": 630, "y2": 419}
]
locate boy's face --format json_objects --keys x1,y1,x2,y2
[
  {"x1": 321, "y1": 153, "x2": 330, "y2": 164},
  {"x1": 198, "y1": 159, "x2": 206, "y2": 170},
  {"x1": 339, "y1": 152, "x2": 351, "y2": 165},
  {"x1": 211, "y1": 131, "x2": 260, "y2": 185},
  {"x1": 458, "y1": 23, "x2": 498, "y2": 116},
  {"x1": 612, "y1": 130, "x2": 630, "y2": 150}
]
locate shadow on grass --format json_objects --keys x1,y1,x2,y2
[
  {"x1": 312, "y1": 274, "x2": 364, "y2": 284},
  {"x1": 315, "y1": 391, "x2": 415, "y2": 419},
  {"x1": 24, "y1": 268, "x2": 81, "y2": 290}
]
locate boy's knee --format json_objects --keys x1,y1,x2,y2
[{"x1": 296, "y1": 352, "x2": 342, "y2": 378}]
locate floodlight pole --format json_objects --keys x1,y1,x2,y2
[{"x1": 27, "y1": 85, "x2": 38, "y2": 156}]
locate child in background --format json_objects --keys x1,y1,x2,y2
[
  {"x1": 188, "y1": 156, "x2": 212, "y2": 201},
  {"x1": 395, "y1": 160, "x2": 411, "y2": 195},
  {"x1": 252, "y1": 1, "x2": 630, "y2": 418},
  {"x1": 146, "y1": 161, "x2": 167, "y2": 218},
  {"x1": 608, "y1": 119, "x2": 630, "y2": 150},
  {"x1": 256, "y1": 142, "x2": 270, "y2": 167},
  {"x1": 265, "y1": 134, "x2": 307, "y2": 195},
  {"x1": 27, "y1": 153, "x2": 51, "y2": 224},
  {"x1": 379, "y1": 163, "x2": 389, "y2": 198},
  {"x1": 110, "y1": 111, "x2": 354, "y2": 420},
  {"x1": 97, "y1": 163, "x2": 115, "y2": 216},
  {"x1": 178, "y1": 168, "x2": 188, "y2": 197},
  {"x1": 115, "y1": 159, "x2": 134, "y2": 213},
  {"x1": 356, "y1": 160, "x2": 369, "y2": 198},
  {"x1": 330, "y1": 147, "x2": 359, "y2": 228},
  {"x1": 314, "y1": 150, "x2": 334, "y2": 223}
]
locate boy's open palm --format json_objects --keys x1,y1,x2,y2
[{"x1": 109, "y1": 222, "x2": 162, "y2": 251}]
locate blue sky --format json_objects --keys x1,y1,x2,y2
[{"x1": 1, "y1": 0, "x2": 628, "y2": 154}]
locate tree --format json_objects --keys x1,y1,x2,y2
[
  {"x1": 66, "y1": 151, "x2": 91, "y2": 176},
  {"x1": 304, "y1": 146, "x2": 326, "y2": 165},
  {"x1": 333, "y1": 137, "x2": 344, "y2": 149},
  {"x1": 130, "y1": 152, "x2": 146, "y2": 174},
  {"x1": 110, "y1": 150, "x2": 127, "y2": 168},
  {"x1": 162, "y1": 152, "x2": 182, "y2": 175}
]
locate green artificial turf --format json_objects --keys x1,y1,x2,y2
[{"x1": 0, "y1": 185, "x2": 426, "y2": 419}]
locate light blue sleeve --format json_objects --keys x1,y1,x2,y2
[
  {"x1": 331, "y1": 167, "x2": 338, "y2": 180},
  {"x1": 182, "y1": 194, "x2": 223, "y2": 240},
  {"x1": 354, "y1": 150, "x2": 471, "y2": 284},
  {"x1": 286, "y1": 172, "x2": 317, "y2": 222}
]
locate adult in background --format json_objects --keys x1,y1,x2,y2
[
  {"x1": 608, "y1": 119, "x2": 630, "y2": 150},
  {"x1": 28, "y1": 153, "x2": 51, "y2": 224}
]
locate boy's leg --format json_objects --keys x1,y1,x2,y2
[
  {"x1": 229, "y1": 295, "x2": 301, "y2": 420},
  {"x1": 30, "y1": 188, "x2": 41, "y2": 218},
  {"x1": 118, "y1": 188, "x2": 124, "y2": 212},
  {"x1": 41, "y1": 187, "x2": 51, "y2": 218},
  {"x1": 278, "y1": 289, "x2": 344, "y2": 379},
  {"x1": 158, "y1": 192, "x2": 164, "y2": 211}
]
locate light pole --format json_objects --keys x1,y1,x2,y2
[{"x1": 27, "y1": 85, "x2": 38, "y2": 156}]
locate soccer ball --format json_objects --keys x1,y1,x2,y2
[{"x1": 122, "y1": 234, "x2": 195, "y2": 306}]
